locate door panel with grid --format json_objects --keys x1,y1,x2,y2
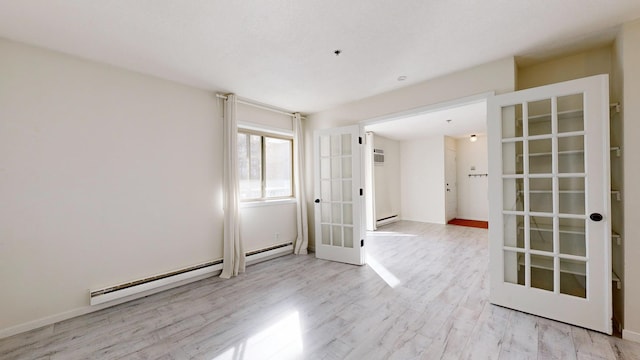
[
  {"x1": 314, "y1": 125, "x2": 364, "y2": 265},
  {"x1": 489, "y1": 75, "x2": 611, "y2": 334}
]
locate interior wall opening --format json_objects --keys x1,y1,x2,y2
[{"x1": 362, "y1": 96, "x2": 490, "y2": 231}]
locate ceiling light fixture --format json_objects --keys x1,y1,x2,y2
[{"x1": 470, "y1": 134, "x2": 478, "y2": 142}]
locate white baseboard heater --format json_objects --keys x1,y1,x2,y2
[
  {"x1": 376, "y1": 215, "x2": 399, "y2": 226},
  {"x1": 90, "y1": 242, "x2": 293, "y2": 306}
]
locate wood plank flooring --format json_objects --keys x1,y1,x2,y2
[{"x1": 1, "y1": 220, "x2": 639, "y2": 359}]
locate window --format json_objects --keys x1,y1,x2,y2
[{"x1": 238, "y1": 130, "x2": 293, "y2": 201}]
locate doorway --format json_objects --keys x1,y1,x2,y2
[{"x1": 362, "y1": 95, "x2": 490, "y2": 230}]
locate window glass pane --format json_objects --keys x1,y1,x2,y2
[
  {"x1": 342, "y1": 180, "x2": 352, "y2": 202},
  {"x1": 332, "y1": 203, "x2": 341, "y2": 223},
  {"x1": 503, "y1": 178, "x2": 523, "y2": 211},
  {"x1": 238, "y1": 133, "x2": 262, "y2": 199},
  {"x1": 560, "y1": 260, "x2": 586, "y2": 298},
  {"x1": 321, "y1": 180, "x2": 331, "y2": 202},
  {"x1": 504, "y1": 214, "x2": 524, "y2": 248},
  {"x1": 343, "y1": 227, "x2": 354, "y2": 248},
  {"x1": 321, "y1": 224, "x2": 331, "y2": 245},
  {"x1": 331, "y1": 134, "x2": 340, "y2": 156},
  {"x1": 331, "y1": 180, "x2": 341, "y2": 201},
  {"x1": 557, "y1": 94, "x2": 584, "y2": 133},
  {"x1": 559, "y1": 218, "x2": 586, "y2": 256},
  {"x1": 558, "y1": 135, "x2": 585, "y2": 174},
  {"x1": 501, "y1": 104, "x2": 522, "y2": 138},
  {"x1": 530, "y1": 178, "x2": 552, "y2": 213},
  {"x1": 342, "y1": 134, "x2": 352, "y2": 155},
  {"x1": 342, "y1": 157, "x2": 352, "y2": 178},
  {"x1": 502, "y1": 141, "x2": 523, "y2": 175},
  {"x1": 504, "y1": 250, "x2": 521, "y2": 285},
  {"x1": 321, "y1": 203, "x2": 331, "y2": 223},
  {"x1": 332, "y1": 225, "x2": 342, "y2": 246},
  {"x1": 527, "y1": 99, "x2": 552, "y2": 136},
  {"x1": 265, "y1": 137, "x2": 292, "y2": 198},
  {"x1": 343, "y1": 204, "x2": 352, "y2": 224},
  {"x1": 529, "y1": 138, "x2": 552, "y2": 174},
  {"x1": 530, "y1": 215, "x2": 553, "y2": 252},
  {"x1": 531, "y1": 255, "x2": 554, "y2": 292}
]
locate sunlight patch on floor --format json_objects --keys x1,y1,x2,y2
[
  {"x1": 367, "y1": 254, "x2": 401, "y2": 288},
  {"x1": 367, "y1": 231, "x2": 417, "y2": 237},
  {"x1": 212, "y1": 311, "x2": 303, "y2": 360}
]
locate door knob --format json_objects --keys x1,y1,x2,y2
[
  {"x1": 314, "y1": 199, "x2": 320, "y2": 203},
  {"x1": 590, "y1": 213, "x2": 603, "y2": 222}
]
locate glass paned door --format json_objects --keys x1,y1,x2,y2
[
  {"x1": 314, "y1": 125, "x2": 364, "y2": 265},
  {"x1": 488, "y1": 75, "x2": 612, "y2": 334}
]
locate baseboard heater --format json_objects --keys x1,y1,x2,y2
[
  {"x1": 376, "y1": 215, "x2": 399, "y2": 226},
  {"x1": 90, "y1": 242, "x2": 293, "y2": 306}
]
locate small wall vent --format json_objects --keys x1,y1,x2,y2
[{"x1": 373, "y1": 148, "x2": 384, "y2": 165}]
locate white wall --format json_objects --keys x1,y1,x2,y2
[
  {"x1": 372, "y1": 134, "x2": 400, "y2": 221},
  {"x1": 0, "y1": 38, "x2": 222, "y2": 333},
  {"x1": 400, "y1": 136, "x2": 446, "y2": 224},
  {"x1": 456, "y1": 135, "x2": 489, "y2": 221},
  {"x1": 240, "y1": 202, "x2": 297, "y2": 251},
  {"x1": 306, "y1": 57, "x2": 516, "y2": 248},
  {"x1": 621, "y1": 18, "x2": 640, "y2": 342},
  {"x1": 0, "y1": 38, "x2": 298, "y2": 336}
]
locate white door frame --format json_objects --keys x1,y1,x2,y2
[{"x1": 360, "y1": 92, "x2": 494, "y2": 227}]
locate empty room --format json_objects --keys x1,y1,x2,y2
[{"x1": 2, "y1": 2, "x2": 640, "y2": 359}]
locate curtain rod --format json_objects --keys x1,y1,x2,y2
[{"x1": 216, "y1": 94, "x2": 300, "y2": 118}]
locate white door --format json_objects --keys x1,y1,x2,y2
[
  {"x1": 445, "y1": 147, "x2": 458, "y2": 222},
  {"x1": 314, "y1": 125, "x2": 365, "y2": 265},
  {"x1": 488, "y1": 74, "x2": 612, "y2": 334}
]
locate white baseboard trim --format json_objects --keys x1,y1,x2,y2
[
  {"x1": 0, "y1": 244, "x2": 294, "y2": 341},
  {"x1": 245, "y1": 244, "x2": 293, "y2": 266},
  {"x1": 0, "y1": 270, "x2": 218, "y2": 340},
  {"x1": 623, "y1": 328, "x2": 640, "y2": 343},
  {"x1": 376, "y1": 215, "x2": 399, "y2": 227}
]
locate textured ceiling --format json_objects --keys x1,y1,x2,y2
[
  {"x1": 366, "y1": 101, "x2": 487, "y2": 141},
  {"x1": 0, "y1": 1, "x2": 639, "y2": 113}
]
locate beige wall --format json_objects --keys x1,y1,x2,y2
[
  {"x1": 0, "y1": 38, "x2": 223, "y2": 333},
  {"x1": 518, "y1": 46, "x2": 614, "y2": 91},
  {"x1": 400, "y1": 136, "x2": 446, "y2": 224},
  {"x1": 456, "y1": 135, "x2": 489, "y2": 221},
  {"x1": 305, "y1": 57, "x2": 516, "y2": 249},
  {"x1": 621, "y1": 18, "x2": 640, "y2": 342},
  {"x1": 372, "y1": 134, "x2": 401, "y2": 221},
  {"x1": 0, "y1": 38, "x2": 298, "y2": 337}
]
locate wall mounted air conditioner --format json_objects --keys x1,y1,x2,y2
[{"x1": 373, "y1": 148, "x2": 384, "y2": 165}]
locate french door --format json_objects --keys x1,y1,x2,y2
[
  {"x1": 313, "y1": 125, "x2": 365, "y2": 265},
  {"x1": 488, "y1": 75, "x2": 612, "y2": 334}
]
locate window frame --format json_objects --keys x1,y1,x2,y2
[{"x1": 237, "y1": 128, "x2": 294, "y2": 202}]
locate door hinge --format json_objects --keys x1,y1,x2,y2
[
  {"x1": 359, "y1": 136, "x2": 362, "y2": 144},
  {"x1": 361, "y1": 239, "x2": 364, "y2": 247},
  {"x1": 360, "y1": 188, "x2": 363, "y2": 196}
]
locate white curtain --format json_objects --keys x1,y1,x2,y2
[
  {"x1": 293, "y1": 113, "x2": 309, "y2": 254},
  {"x1": 220, "y1": 94, "x2": 245, "y2": 278}
]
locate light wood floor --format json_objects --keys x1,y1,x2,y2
[{"x1": 1, "y1": 221, "x2": 639, "y2": 359}]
